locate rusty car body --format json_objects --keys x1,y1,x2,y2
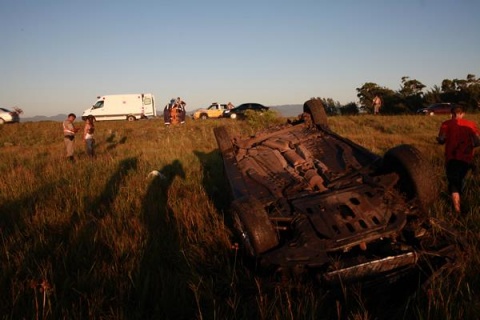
[{"x1": 214, "y1": 98, "x2": 460, "y2": 288}]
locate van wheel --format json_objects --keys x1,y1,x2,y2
[{"x1": 127, "y1": 115, "x2": 136, "y2": 121}]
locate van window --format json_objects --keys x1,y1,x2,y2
[
  {"x1": 93, "y1": 101, "x2": 104, "y2": 109},
  {"x1": 143, "y1": 97, "x2": 152, "y2": 105}
]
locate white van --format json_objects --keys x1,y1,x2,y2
[{"x1": 82, "y1": 93, "x2": 156, "y2": 121}]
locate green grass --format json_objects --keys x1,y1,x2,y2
[{"x1": 1, "y1": 113, "x2": 479, "y2": 319}]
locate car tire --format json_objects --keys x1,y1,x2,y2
[
  {"x1": 230, "y1": 196, "x2": 279, "y2": 257},
  {"x1": 200, "y1": 113, "x2": 208, "y2": 120},
  {"x1": 230, "y1": 113, "x2": 237, "y2": 119},
  {"x1": 127, "y1": 115, "x2": 136, "y2": 121},
  {"x1": 303, "y1": 98, "x2": 329, "y2": 129},
  {"x1": 382, "y1": 144, "x2": 437, "y2": 212}
]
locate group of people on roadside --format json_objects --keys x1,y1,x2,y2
[
  {"x1": 163, "y1": 97, "x2": 186, "y2": 125},
  {"x1": 63, "y1": 113, "x2": 95, "y2": 162}
]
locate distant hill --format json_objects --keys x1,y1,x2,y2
[
  {"x1": 270, "y1": 104, "x2": 303, "y2": 117},
  {"x1": 22, "y1": 114, "x2": 68, "y2": 122}
]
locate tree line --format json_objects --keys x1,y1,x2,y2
[{"x1": 320, "y1": 74, "x2": 480, "y2": 115}]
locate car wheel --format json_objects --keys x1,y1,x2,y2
[
  {"x1": 429, "y1": 112, "x2": 434, "y2": 116},
  {"x1": 200, "y1": 114, "x2": 208, "y2": 120},
  {"x1": 303, "y1": 98, "x2": 329, "y2": 129},
  {"x1": 214, "y1": 126, "x2": 233, "y2": 154},
  {"x1": 127, "y1": 115, "x2": 136, "y2": 121},
  {"x1": 230, "y1": 196, "x2": 279, "y2": 257},
  {"x1": 382, "y1": 144, "x2": 437, "y2": 212},
  {"x1": 230, "y1": 113, "x2": 237, "y2": 119}
]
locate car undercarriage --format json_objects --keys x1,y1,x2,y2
[{"x1": 215, "y1": 98, "x2": 461, "y2": 288}]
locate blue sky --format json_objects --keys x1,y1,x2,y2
[{"x1": 1, "y1": 0, "x2": 479, "y2": 117}]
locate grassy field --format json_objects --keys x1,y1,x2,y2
[{"x1": 1, "y1": 112, "x2": 479, "y2": 319}]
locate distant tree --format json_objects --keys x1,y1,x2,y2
[
  {"x1": 320, "y1": 97, "x2": 341, "y2": 115},
  {"x1": 398, "y1": 77, "x2": 425, "y2": 112},
  {"x1": 356, "y1": 82, "x2": 380, "y2": 110},
  {"x1": 353, "y1": 73, "x2": 479, "y2": 115},
  {"x1": 356, "y1": 83, "x2": 396, "y2": 114},
  {"x1": 463, "y1": 74, "x2": 480, "y2": 111},
  {"x1": 399, "y1": 76, "x2": 425, "y2": 97},
  {"x1": 439, "y1": 74, "x2": 480, "y2": 111},
  {"x1": 423, "y1": 85, "x2": 442, "y2": 105},
  {"x1": 340, "y1": 102, "x2": 359, "y2": 115},
  {"x1": 441, "y1": 79, "x2": 456, "y2": 93}
]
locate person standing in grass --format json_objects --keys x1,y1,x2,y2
[
  {"x1": 63, "y1": 113, "x2": 80, "y2": 162},
  {"x1": 372, "y1": 95, "x2": 382, "y2": 115},
  {"x1": 437, "y1": 105, "x2": 480, "y2": 214},
  {"x1": 83, "y1": 115, "x2": 95, "y2": 158}
]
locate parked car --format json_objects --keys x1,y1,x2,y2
[
  {"x1": 223, "y1": 103, "x2": 269, "y2": 119},
  {"x1": 192, "y1": 102, "x2": 228, "y2": 120},
  {"x1": 214, "y1": 98, "x2": 460, "y2": 289},
  {"x1": 0, "y1": 107, "x2": 20, "y2": 124},
  {"x1": 417, "y1": 103, "x2": 456, "y2": 116}
]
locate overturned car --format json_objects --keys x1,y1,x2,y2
[{"x1": 214, "y1": 98, "x2": 460, "y2": 288}]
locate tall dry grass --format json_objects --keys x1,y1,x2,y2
[{"x1": 0, "y1": 112, "x2": 479, "y2": 319}]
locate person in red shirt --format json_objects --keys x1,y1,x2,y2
[{"x1": 437, "y1": 105, "x2": 480, "y2": 213}]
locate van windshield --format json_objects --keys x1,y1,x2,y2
[{"x1": 93, "y1": 101, "x2": 104, "y2": 109}]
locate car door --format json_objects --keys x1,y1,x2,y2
[{"x1": 209, "y1": 104, "x2": 224, "y2": 118}]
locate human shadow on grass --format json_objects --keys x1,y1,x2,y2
[
  {"x1": 105, "y1": 134, "x2": 128, "y2": 151},
  {"x1": 84, "y1": 157, "x2": 137, "y2": 219},
  {"x1": 0, "y1": 182, "x2": 58, "y2": 237},
  {"x1": 1, "y1": 158, "x2": 142, "y2": 318},
  {"x1": 131, "y1": 159, "x2": 196, "y2": 319},
  {"x1": 0, "y1": 182, "x2": 67, "y2": 316},
  {"x1": 193, "y1": 150, "x2": 231, "y2": 214},
  {"x1": 55, "y1": 158, "x2": 138, "y2": 313}
]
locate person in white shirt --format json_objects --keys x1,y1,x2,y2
[{"x1": 83, "y1": 115, "x2": 95, "y2": 158}]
